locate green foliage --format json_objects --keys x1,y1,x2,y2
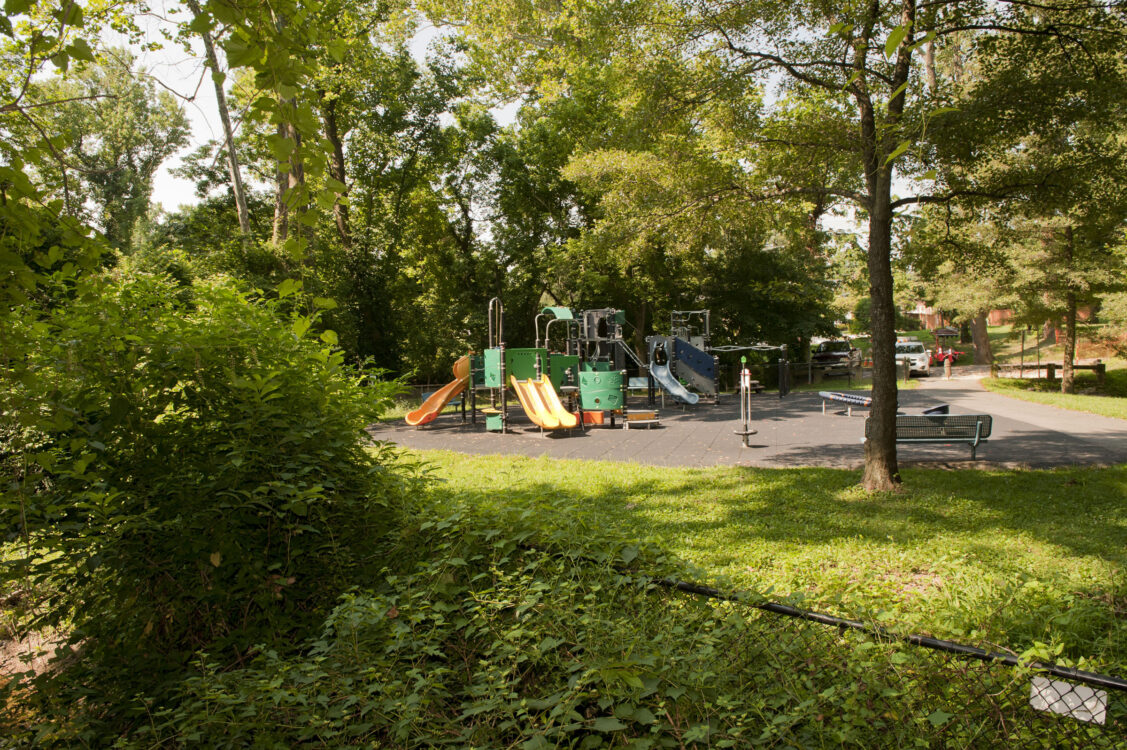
[
  {"x1": 849, "y1": 297, "x2": 916, "y2": 335},
  {"x1": 1, "y1": 271, "x2": 404, "y2": 721},
  {"x1": 138, "y1": 193, "x2": 285, "y2": 290},
  {"x1": 80, "y1": 481, "x2": 1123, "y2": 748},
  {"x1": 918, "y1": 11, "x2": 1127, "y2": 335},
  {"x1": 419, "y1": 452, "x2": 1127, "y2": 673},
  {"x1": 28, "y1": 48, "x2": 191, "y2": 249},
  {"x1": 983, "y1": 371, "x2": 1127, "y2": 420}
]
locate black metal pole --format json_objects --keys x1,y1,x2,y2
[{"x1": 655, "y1": 577, "x2": 1127, "y2": 693}]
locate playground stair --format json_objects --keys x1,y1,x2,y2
[{"x1": 623, "y1": 410, "x2": 660, "y2": 429}]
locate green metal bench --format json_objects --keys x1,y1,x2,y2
[{"x1": 865, "y1": 414, "x2": 992, "y2": 460}]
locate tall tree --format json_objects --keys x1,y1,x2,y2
[
  {"x1": 185, "y1": 0, "x2": 252, "y2": 238},
  {"x1": 902, "y1": 208, "x2": 1013, "y2": 365},
  {"x1": 28, "y1": 50, "x2": 189, "y2": 250},
  {"x1": 428, "y1": 0, "x2": 1125, "y2": 489},
  {"x1": 925, "y1": 7, "x2": 1127, "y2": 392}
]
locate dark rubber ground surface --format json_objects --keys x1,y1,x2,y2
[{"x1": 369, "y1": 376, "x2": 1127, "y2": 469}]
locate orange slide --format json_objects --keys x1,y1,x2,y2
[
  {"x1": 405, "y1": 355, "x2": 471, "y2": 426},
  {"x1": 509, "y1": 375, "x2": 579, "y2": 430}
]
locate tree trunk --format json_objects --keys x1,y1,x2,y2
[
  {"x1": 272, "y1": 120, "x2": 288, "y2": 245},
  {"x1": 188, "y1": 0, "x2": 250, "y2": 238},
  {"x1": 271, "y1": 120, "x2": 310, "y2": 249},
  {"x1": 1041, "y1": 319, "x2": 1057, "y2": 345},
  {"x1": 321, "y1": 94, "x2": 352, "y2": 251},
  {"x1": 287, "y1": 124, "x2": 304, "y2": 199},
  {"x1": 1061, "y1": 225, "x2": 1076, "y2": 394},
  {"x1": 856, "y1": 0, "x2": 913, "y2": 492},
  {"x1": 270, "y1": 11, "x2": 289, "y2": 246},
  {"x1": 1062, "y1": 292, "x2": 1077, "y2": 393},
  {"x1": 970, "y1": 313, "x2": 992, "y2": 364},
  {"x1": 633, "y1": 302, "x2": 647, "y2": 362},
  {"x1": 862, "y1": 180, "x2": 901, "y2": 492},
  {"x1": 924, "y1": 41, "x2": 937, "y2": 93}
]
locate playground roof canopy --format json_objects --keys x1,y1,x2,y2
[{"x1": 540, "y1": 306, "x2": 574, "y2": 320}]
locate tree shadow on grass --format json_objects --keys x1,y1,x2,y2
[
  {"x1": 430, "y1": 455, "x2": 1127, "y2": 665},
  {"x1": 483, "y1": 462, "x2": 1127, "y2": 561}
]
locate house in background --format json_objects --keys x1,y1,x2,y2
[
  {"x1": 904, "y1": 301, "x2": 949, "y2": 330},
  {"x1": 908, "y1": 302, "x2": 1038, "y2": 331},
  {"x1": 988, "y1": 309, "x2": 1013, "y2": 325}
]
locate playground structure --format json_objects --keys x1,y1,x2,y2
[
  {"x1": 820, "y1": 389, "x2": 952, "y2": 418},
  {"x1": 735, "y1": 357, "x2": 759, "y2": 447},
  {"x1": 645, "y1": 310, "x2": 793, "y2": 405},
  {"x1": 407, "y1": 299, "x2": 655, "y2": 434},
  {"x1": 819, "y1": 390, "x2": 873, "y2": 417},
  {"x1": 405, "y1": 355, "x2": 471, "y2": 426},
  {"x1": 510, "y1": 375, "x2": 579, "y2": 430},
  {"x1": 645, "y1": 310, "x2": 719, "y2": 404},
  {"x1": 406, "y1": 301, "x2": 790, "y2": 439}
]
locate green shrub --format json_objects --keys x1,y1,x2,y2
[
  {"x1": 145, "y1": 500, "x2": 791, "y2": 748},
  {"x1": 1, "y1": 271, "x2": 404, "y2": 724},
  {"x1": 132, "y1": 493, "x2": 1114, "y2": 749}
]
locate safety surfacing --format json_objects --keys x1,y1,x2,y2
[{"x1": 369, "y1": 382, "x2": 1127, "y2": 469}]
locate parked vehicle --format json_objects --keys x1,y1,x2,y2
[
  {"x1": 812, "y1": 340, "x2": 862, "y2": 371},
  {"x1": 895, "y1": 339, "x2": 931, "y2": 376}
]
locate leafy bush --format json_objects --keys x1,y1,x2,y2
[
  {"x1": 144, "y1": 500, "x2": 795, "y2": 747},
  {"x1": 129, "y1": 493, "x2": 1119, "y2": 749},
  {"x1": 1, "y1": 271, "x2": 403, "y2": 723}
]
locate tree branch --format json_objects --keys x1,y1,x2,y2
[
  {"x1": 889, "y1": 173, "x2": 1069, "y2": 209},
  {"x1": 933, "y1": 23, "x2": 1126, "y2": 41},
  {"x1": 0, "y1": 94, "x2": 114, "y2": 114},
  {"x1": 711, "y1": 25, "x2": 845, "y2": 92}
]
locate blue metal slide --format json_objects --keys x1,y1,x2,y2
[
  {"x1": 647, "y1": 338, "x2": 699, "y2": 404},
  {"x1": 650, "y1": 360, "x2": 699, "y2": 404},
  {"x1": 672, "y1": 337, "x2": 717, "y2": 395}
]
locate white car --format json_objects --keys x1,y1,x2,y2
[{"x1": 895, "y1": 341, "x2": 931, "y2": 376}]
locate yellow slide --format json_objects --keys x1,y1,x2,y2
[
  {"x1": 510, "y1": 375, "x2": 579, "y2": 430},
  {"x1": 406, "y1": 355, "x2": 471, "y2": 426}
]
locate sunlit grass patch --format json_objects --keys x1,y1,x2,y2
[
  {"x1": 410, "y1": 450, "x2": 1127, "y2": 670},
  {"x1": 983, "y1": 371, "x2": 1127, "y2": 420}
]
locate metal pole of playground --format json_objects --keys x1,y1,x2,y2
[{"x1": 737, "y1": 355, "x2": 757, "y2": 447}]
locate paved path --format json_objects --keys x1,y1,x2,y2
[{"x1": 370, "y1": 374, "x2": 1127, "y2": 469}]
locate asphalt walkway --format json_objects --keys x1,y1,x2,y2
[{"x1": 369, "y1": 373, "x2": 1127, "y2": 469}]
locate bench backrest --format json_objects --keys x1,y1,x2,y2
[{"x1": 865, "y1": 414, "x2": 992, "y2": 440}]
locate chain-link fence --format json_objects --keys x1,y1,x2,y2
[{"x1": 656, "y1": 577, "x2": 1126, "y2": 748}]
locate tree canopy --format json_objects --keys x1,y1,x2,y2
[{"x1": 2, "y1": 0, "x2": 1127, "y2": 743}]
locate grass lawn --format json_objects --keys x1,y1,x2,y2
[
  {"x1": 411, "y1": 449, "x2": 1127, "y2": 673},
  {"x1": 985, "y1": 323, "x2": 1127, "y2": 367},
  {"x1": 788, "y1": 375, "x2": 921, "y2": 392},
  {"x1": 379, "y1": 397, "x2": 466, "y2": 422},
  {"x1": 983, "y1": 370, "x2": 1127, "y2": 420}
]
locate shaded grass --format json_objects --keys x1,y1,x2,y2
[
  {"x1": 788, "y1": 375, "x2": 921, "y2": 392},
  {"x1": 987, "y1": 323, "x2": 1127, "y2": 367},
  {"x1": 378, "y1": 394, "x2": 475, "y2": 422},
  {"x1": 983, "y1": 370, "x2": 1127, "y2": 420},
  {"x1": 413, "y1": 450, "x2": 1127, "y2": 671}
]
